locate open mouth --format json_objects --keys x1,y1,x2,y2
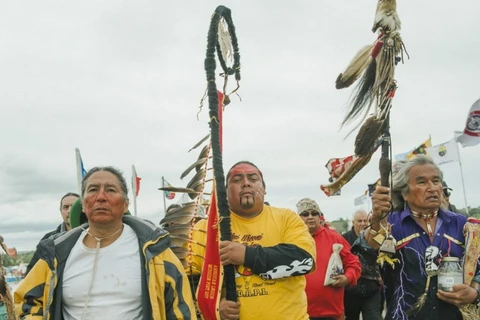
[{"x1": 426, "y1": 195, "x2": 439, "y2": 201}]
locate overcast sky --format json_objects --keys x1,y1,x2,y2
[{"x1": 1, "y1": 1, "x2": 479, "y2": 251}]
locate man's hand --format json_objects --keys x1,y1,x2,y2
[
  {"x1": 437, "y1": 284, "x2": 478, "y2": 307},
  {"x1": 372, "y1": 186, "x2": 391, "y2": 220},
  {"x1": 366, "y1": 186, "x2": 391, "y2": 249},
  {"x1": 331, "y1": 275, "x2": 349, "y2": 288},
  {"x1": 219, "y1": 241, "x2": 246, "y2": 266},
  {"x1": 219, "y1": 297, "x2": 240, "y2": 320}
]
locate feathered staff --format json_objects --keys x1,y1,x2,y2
[
  {"x1": 158, "y1": 5, "x2": 241, "y2": 318},
  {"x1": 321, "y1": 0, "x2": 407, "y2": 195},
  {"x1": 203, "y1": 5, "x2": 241, "y2": 307},
  {"x1": 0, "y1": 236, "x2": 18, "y2": 320}
]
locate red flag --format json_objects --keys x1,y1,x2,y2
[
  {"x1": 166, "y1": 190, "x2": 175, "y2": 200},
  {"x1": 325, "y1": 155, "x2": 357, "y2": 181},
  {"x1": 196, "y1": 189, "x2": 223, "y2": 319},
  {"x1": 197, "y1": 91, "x2": 225, "y2": 319},
  {"x1": 162, "y1": 177, "x2": 176, "y2": 200},
  {"x1": 132, "y1": 165, "x2": 142, "y2": 197},
  {"x1": 135, "y1": 177, "x2": 141, "y2": 197}
]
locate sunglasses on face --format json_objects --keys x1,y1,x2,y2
[
  {"x1": 300, "y1": 211, "x2": 320, "y2": 217},
  {"x1": 443, "y1": 189, "x2": 451, "y2": 197}
]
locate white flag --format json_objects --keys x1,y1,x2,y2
[
  {"x1": 456, "y1": 98, "x2": 480, "y2": 147},
  {"x1": 425, "y1": 139, "x2": 459, "y2": 165},
  {"x1": 354, "y1": 194, "x2": 369, "y2": 206}
]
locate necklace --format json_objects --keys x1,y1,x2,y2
[
  {"x1": 83, "y1": 226, "x2": 124, "y2": 245},
  {"x1": 410, "y1": 210, "x2": 438, "y2": 237},
  {"x1": 80, "y1": 225, "x2": 124, "y2": 320}
]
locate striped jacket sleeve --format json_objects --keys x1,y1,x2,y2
[
  {"x1": 160, "y1": 248, "x2": 197, "y2": 320},
  {"x1": 14, "y1": 259, "x2": 52, "y2": 319}
]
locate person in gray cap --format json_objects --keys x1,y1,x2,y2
[{"x1": 296, "y1": 198, "x2": 361, "y2": 320}]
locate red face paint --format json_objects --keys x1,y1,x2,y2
[
  {"x1": 227, "y1": 163, "x2": 262, "y2": 183},
  {"x1": 227, "y1": 163, "x2": 265, "y2": 218}
]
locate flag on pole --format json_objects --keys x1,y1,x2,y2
[
  {"x1": 325, "y1": 155, "x2": 357, "y2": 181},
  {"x1": 455, "y1": 98, "x2": 480, "y2": 147},
  {"x1": 425, "y1": 139, "x2": 460, "y2": 165},
  {"x1": 354, "y1": 194, "x2": 369, "y2": 207},
  {"x1": 131, "y1": 165, "x2": 141, "y2": 216},
  {"x1": 163, "y1": 178, "x2": 176, "y2": 200},
  {"x1": 75, "y1": 148, "x2": 87, "y2": 195},
  {"x1": 323, "y1": 155, "x2": 358, "y2": 196},
  {"x1": 394, "y1": 137, "x2": 432, "y2": 161},
  {"x1": 131, "y1": 165, "x2": 142, "y2": 197}
]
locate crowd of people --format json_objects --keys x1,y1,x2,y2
[{"x1": 10, "y1": 155, "x2": 480, "y2": 320}]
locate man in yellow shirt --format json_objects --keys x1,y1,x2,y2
[{"x1": 188, "y1": 161, "x2": 316, "y2": 320}]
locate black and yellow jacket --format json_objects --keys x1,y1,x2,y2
[{"x1": 14, "y1": 215, "x2": 196, "y2": 320}]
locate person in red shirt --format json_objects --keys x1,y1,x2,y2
[{"x1": 296, "y1": 198, "x2": 361, "y2": 320}]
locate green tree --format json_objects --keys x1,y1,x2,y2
[{"x1": 1, "y1": 251, "x2": 35, "y2": 267}]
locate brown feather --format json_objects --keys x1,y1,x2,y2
[
  {"x1": 160, "y1": 202, "x2": 207, "y2": 225},
  {"x1": 164, "y1": 223, "x2": 202, "y2": 235},
  {"x1": 336, "y1": 44, "x2": 374, "y2": 89},
  {"x1": 170, "y1": 235, "x2": 206, "y2": 248},
  {"x1": 181, "y1": 201, "x2": 207, "y2": 218},
  {"x1": 187, "y1": 179, "x2": 206, "y2": 199},
  {"x1": 170, "y1": 235, "x2": 189, "y2": 247},
  {"x1": 186, "y1": 169, "x2": 206, "y2": 189},
  {"x1": 180, "y1": 157, "x2": 208, "y2": 180},
  {"x1": 158, "y1": 186, "x2": 197, "y2": 194},
  {"x1": 165, "y1": 202, "x2": 196, "y2": 216},
  {"x1": 160, "y1": 212, "x2": 196, "y2": 225},
  {"x1": 188, "y1": 133, "x2": 210, "y2": 152},
  {"x1": 354, "y1": 116, "x2": 385, "y2": 156},
  {"x1": 197, "y1": 144, "x2": 210, "y2": 161},
  {"x1": 164, "y1": 227, "x2": 207, "y2": 237},
  {"x1": 171, "y1": 247, "x2": 204, "y2": 260}
]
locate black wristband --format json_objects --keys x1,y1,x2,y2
[{"x1": 473, "y1": 287, "x2": 480, "y2": 305}]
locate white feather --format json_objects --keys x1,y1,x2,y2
[{"x1": 218, "y1": 18, "x2": 233, "y2": 65}]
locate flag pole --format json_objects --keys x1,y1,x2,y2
[
  {"x1": 75, "y1": 148, "x2": 83, "y2": 195},
  {"x1": 162, "y1": 176, "x2": 167, "y2": 216},
  {"x1": 455, "y1": 141, "x2": 469, "y2": 215},
  {"x1": 132, "y1": 165, "x2": 138, "y2": 217}
]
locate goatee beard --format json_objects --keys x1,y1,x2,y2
[{"x1": 240, "y1": 195, "x2": 255, "y2": 209}]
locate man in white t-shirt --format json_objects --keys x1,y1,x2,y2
[{"x1": 15, "y1": 166, "x2": 196, "y2": 320}]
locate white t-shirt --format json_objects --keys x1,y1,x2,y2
[{"x1": 62, "y1": 224, "x2": 142, "y2": 320}]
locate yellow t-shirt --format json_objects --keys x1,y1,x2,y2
[{"x1": 188, "y1": 205, "x2": 315, "y2": 320}]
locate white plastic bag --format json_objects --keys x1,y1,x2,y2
[{"x1": 324, "y1": 243, "x2": 344, "y2": 286}]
